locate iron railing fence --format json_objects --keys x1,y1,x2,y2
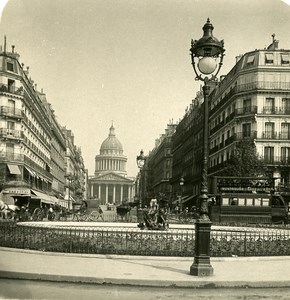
[{"x1": 0, "y1": 221, "x2": 289, "y2": 257}]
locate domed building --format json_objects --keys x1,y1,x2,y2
[{"x1": 89, "y1": 124, "x2": 135, "y2": 205}]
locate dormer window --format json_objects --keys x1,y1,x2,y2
[
  {"x1": 265, "y1": 53, "x2": 274, "y2": 64},
  {"x1": 281, "y1": 53, "x2": 290, "y2": 64},
  {"x1": 246, "y1": 55, "x2": 255, "y2": 65},
  {"x1": 6, "y1": 62, "x2": 14, "y2": 72}
]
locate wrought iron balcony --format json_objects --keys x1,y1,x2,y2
[
  {"x1": 235, "y1": 131, "x2": 257, "y2": 140},
  {"x1": 210, "y1": 119, "x2": 226, "y2": 135},
  {"x1": 261, "y1": 131, "x2": 277, "y2": 139},
  {"x1": 278, "y1": 132, "x2": 290, "y2": 140},
  {"x1": 236, "y1": 81, "x2": 290, "y2": 92},
  {"x1": 0, "y1": 151, "x2": 24, "y2": 162},
  {"x1": 225, "y1": 135, "x2": 236, "y2": 146},
  {"x1": 262, "y1": 106, "x2": 278, "y2": 114},
  {"x1": 235, "y1": 106, "x2": 258, "y2": 116},
  {"x1": 262, "y1": 156, "x2": 290, "y2": 165},
  {"x1": 0, "y1": 83, "x2": 23, "y2": 95},
  {"x1": 0, "y1": 128, "x2": 24, "y2": 140},
  {"x1": 0, "y1": 106, "x2": 23, "y2": 119}
]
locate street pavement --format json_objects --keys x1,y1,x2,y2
[{"x1": 1, "y1": 246, "x2": 290, "y2": 288}]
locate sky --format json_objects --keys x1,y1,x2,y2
[{"x1": 0, "y1": 0, "x2": 290, "y2": 178}]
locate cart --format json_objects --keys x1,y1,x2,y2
[{"x1": 72, "y1": 200, "x2": 103, "y2": 222}]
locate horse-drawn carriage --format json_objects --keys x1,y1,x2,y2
[
  {"x1": 72, "y1": 200, "x2": 103, "y2": 222},
  {"x1": 15, "y1": 197, "x2": 52, "y2": 221},
  {"x1": 0, "y1": 196, "x2": 49, "y2": 221}
]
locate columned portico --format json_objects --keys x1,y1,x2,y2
[
  {"x1": 88, "y1": 124, "x2": 135, "y2": 205},
  {"x1": 89, "y1": 178, "x2": 134, "y2": 205}
]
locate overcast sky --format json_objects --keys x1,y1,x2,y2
[{"x1": 1, "y1": 0, "x2": 290, "y2": 177}]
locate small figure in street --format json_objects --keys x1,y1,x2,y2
[
  {"x1": 48, "y1": 204, "x2": 54, "y2": 221},
  {"x1": 97, "y1": 206, "x2": 104, "y2": 221}
]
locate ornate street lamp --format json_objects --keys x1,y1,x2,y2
[
  {"x1": 136, "y1": 149, "x2": 146, "y2": 229},
  {"x1": 189, "y1": 18, "x2": 225, "y2": 276},
  {"x1": 179, "y1": 176, "x2": 184, "y2": 211}
]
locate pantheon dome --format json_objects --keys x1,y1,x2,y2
[
  {"x1": 90, "y1": 124, "x2": 134, "y2": 205},
  {"x1": 95, "y1": 124, "x2": 127, "y2": 176},
  {"x1": 100, "y1": 124, "x2": 123, "y2": 155}
]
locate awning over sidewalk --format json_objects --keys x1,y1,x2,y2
[
  {"x1": 31, "y1": 190, "x2": 54, "y2": 204},
  {"x1": 7, "y1": 164, "x2": 21, "y2": 175},
  {"x1": 25, "y1": 167, "x2": 36, "y2": 177},
  {"x1": 50, "y1": 196, "x2": 60, "y2": 204}
]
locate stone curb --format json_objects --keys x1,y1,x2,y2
[
  {"x1": 1, "y1": 247, "x2": 290, "y2": 262},
  {"x1": 1, "y1": 271, "x2": 290, "y2": 288}
]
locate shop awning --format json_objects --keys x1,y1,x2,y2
[
  {"x1": 50, "y1": 196, "x2": 60, "y2": 205},
  {"x1": 31, "y1": 190, "x2": 54, "y2": 204},
  {"x1": 25, "y1": 167, "x2": 36, "y2": 177},
  {"x1": 7, "y1": 164, "x2": 21, "y2": 175}
]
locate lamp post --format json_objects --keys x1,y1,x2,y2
[
  {"x1": 189, "y1": 18, "x2": 225, "y2": 276},
  {"x1": 136, "y1": 149, "x2": 146, "y2": 229},
  {"x1": 179, "y1": 176, "x2": 184, "y2": 212}
]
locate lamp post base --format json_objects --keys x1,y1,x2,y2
[
  {"x1": 190, "y1": 259, "x2": 214, "y2": 276},
  {"x1": 190, "y1": 219, "x2": 214, "y2": 276}
]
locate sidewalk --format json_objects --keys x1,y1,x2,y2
[{"x1": 0, "y1": 247, "x2": 290, "y2": 288}]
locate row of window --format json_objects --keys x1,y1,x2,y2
[
  {"x1": 210, "y1": 146, "x2": 290, "y2": 168},
  {"x1": 246, "y1": 53, "x2": 290, "y2": 65},
  {"x1": 222, "y1": 197, "x2": 270, "y2": 206},
  {"x1": 211, "y1": 97, "x2": 290, "y2": 132}
]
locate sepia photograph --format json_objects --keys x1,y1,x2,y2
[{"x1": 0, "y1": 0, "x2": 290, "y2": 299}]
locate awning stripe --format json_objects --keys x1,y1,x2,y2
[
  {"x1": 31, "y1": 190, "x2": 54, "y2": 204},
  {"x1": 7, "y1": 164, "x2": 21, "y2": 175}
]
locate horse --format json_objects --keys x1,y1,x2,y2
[
  {"x1": 116, "y1": 201, "x2": 138, "y2": 222},
  {"x1": 0, "y1": 200, "x2": 19, "y2": 219}
]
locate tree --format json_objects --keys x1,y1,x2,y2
[{"x1": 217, "y1": 140, "x2": 266, "y2": 177}]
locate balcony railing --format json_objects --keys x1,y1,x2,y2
[
  {"x1": 235, "y1": 106, "x2": 258, "y2": 116},
  {"x1": 261, "y1": 131, "x2": 277, "y2": 139},
  {"x1": 225, "y1": 135, "x2": 236, "y2": 146},
  {"x1": 210, "y1": 119, "x2": 226, "y2": 135},
  {"x1": 235, "y1": 131, "x2": 257, "y2": 140},
  {"x1": 262, "y1": 156, "x2": 290, "y2": 165},
  {"x1": 0, "y1": 151, "x2": 24, "y2": 162},
  {"x1": 0, "y1": 128, "x2": 24, "y2": 140},
  {"x1": 0, "y1": 83, "x2": 23, "y2": 95},
  {"x1": 0, "y1": 106, "x2": 23, "y2": 118},
  {"x1": 211, "y1": 81, "x2": 290, "y2": 116},
  {"x1": 236, "y1": 81, "x2": 290, "y2": 92},
  {"x1": 279, "y1": 132, "x2": 290, "y2": 140}
]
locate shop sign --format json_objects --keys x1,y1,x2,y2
[{"x1": 3, "y1": 188, "x2": 30, "y2": 195}]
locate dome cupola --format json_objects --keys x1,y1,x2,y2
[{"x1": 100, "y1": 124, "x2": 123, "y2": 155}]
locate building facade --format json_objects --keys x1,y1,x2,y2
[
  {"x1": 144, "y1": 122, "x2": 177, "y2": 206},
  {"x1": 208, "y1": 38, "x2": 290, "y2": 187},
  {"x1": 0, "y1": 40, "x2": 86, "y2": 208},
  {"x1": 143, "y1": 37, "x2": 290, "y2": 209},
  {"x1": 62, "y1": 128, "x2": 87, "y2": 209},
  {"x1": 89, "y1": 124, "x2": 135, "y2": 205}
]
